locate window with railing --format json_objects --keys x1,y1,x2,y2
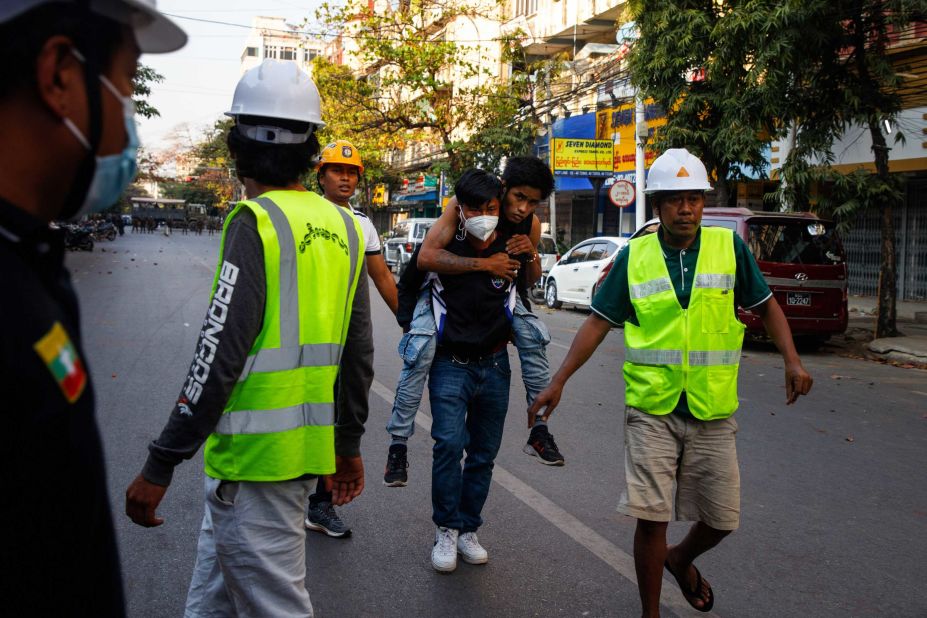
[{"x1": 514, "y1": 0, "x2": 537, "y2": 17}]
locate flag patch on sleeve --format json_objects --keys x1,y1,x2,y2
[{"x1": 34, "y1": 322, "x2": 87, "y2": 403}]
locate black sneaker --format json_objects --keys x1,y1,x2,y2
[
  {"x1": 523, "y1": 425, "x2": 565, "y2": 466},
  {"x1": 384, "y1": 443, "x2": 409, "y2": 487},
  {"x1": 305, "y1": 501, "x2": 352, "y2": 538},
  {"x1": 383, "y1": 444, "x2": 409, "y2": 487}
]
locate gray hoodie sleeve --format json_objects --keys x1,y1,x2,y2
[
  {"x1": 334, "y1": 262, "x2": 374, "y2": 457},
  {"x1": 142, "y1": 210, "x2": 265, "y2": 486}
]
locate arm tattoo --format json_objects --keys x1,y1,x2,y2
[{"x1": 435, "y1": 250, "x2": 479, "y2": 271}]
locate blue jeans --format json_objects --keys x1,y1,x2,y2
[
  {"x1": 386, "y1": 290, "x2": 550, "y2": 438},
  {"x1": 428, "y1": 350, "x2": 511, "y2": 532},
  {"x1": 511, "y1": 299, "x2": 551, "y2": 405},
  {"x1": 385, "y1": 289, "x2": 437, "y2": 439}
]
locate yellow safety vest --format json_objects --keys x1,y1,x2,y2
[
  {"x1": 204, "y1": 190, "x2": 364, "y2": 481},
  {"x1": 624, "y1": 227, "x2": 744, "y2": 420}
]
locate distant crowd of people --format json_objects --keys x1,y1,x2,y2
[{"x1": 128, "y1": 216, "x2": 222, "y2": 235}]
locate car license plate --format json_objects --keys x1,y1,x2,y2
[{"x1": 787, "y1": 292, "x2": 811, "y2": 306}]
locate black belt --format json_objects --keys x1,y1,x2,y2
[{"x1": 436, "y1": 345, "x2": 506, "y2": 365}]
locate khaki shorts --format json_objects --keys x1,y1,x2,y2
[{"x1": 618, "y1": 406, "x2": 741, "y2": 531}]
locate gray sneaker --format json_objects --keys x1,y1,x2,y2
[{"x1": 305, "y1": 501, "x2": 352, "y2": 538}]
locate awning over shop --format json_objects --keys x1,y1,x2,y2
[
  {"x1": 554, "y1": 112, "x2": 597, "y2": 139},
  {"x1": 556, "y1": 176, "x2": 594, "y2": 191},
  {"x1": 392, "y1": 190, "x2": 437, "y2": 203}
]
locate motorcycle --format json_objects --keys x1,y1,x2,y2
[
  {"x1": 89, "y1": 220, "x2": 117, "y2": 242},
  {"x1": 64, "y1": 224, "x2": 94, "y2": 251}
]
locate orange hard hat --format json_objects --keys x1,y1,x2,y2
[{"x1": 317, "y1": 140, "x2": 364, "y2": 175}]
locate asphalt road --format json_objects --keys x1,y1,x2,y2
[{"x1": 67, "y1": 232, "x2": 927, "y2": 617}]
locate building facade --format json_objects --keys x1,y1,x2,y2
[{"x1": 239, "y1": 16, "x2": 325, "y2": 75}]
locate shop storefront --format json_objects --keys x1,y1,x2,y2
[
  {"x1": 534, "y1": 111, "x2": 651, "y2": 249},
  {"x1": 387, "y1": 173, "x2": 441, "y2": 228}
]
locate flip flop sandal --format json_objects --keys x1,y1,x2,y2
[{"x1": 664, "y1": 559, "x2": 715, "y2": 613}]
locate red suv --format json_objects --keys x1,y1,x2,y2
[{"x1": 597, "y1": 207, "x2": 848, "y2": 342}]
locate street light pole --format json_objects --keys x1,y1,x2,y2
[
  {"x1": 547, "y1": 111, "x2": 557, "y2": 243},
  {"x1": 635, "y1": 95, "x2": 646, "y2": 231}
]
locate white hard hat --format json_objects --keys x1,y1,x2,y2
[
  {"x1": 226, "y1": 60, "x2": 325, "y2": 129},
  {"x1": 644, "y1": 148, "x2": 712, "y2": 194},
  {"x1": 0, "y1": 0, "x2": 187, "y2": 53}
]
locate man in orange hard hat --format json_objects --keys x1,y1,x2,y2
[{"x1": 304, "y1": 139, "x2": 397, "y2": 538}]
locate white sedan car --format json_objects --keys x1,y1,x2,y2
[{"x1": 544, "y1": 236, "x2": 627, "y2": 309}]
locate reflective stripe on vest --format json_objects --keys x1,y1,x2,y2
[
  {"x1": 623, "y1": 227, "x2": 745, "y2": 420},
  {"x1": 624, "y1": 348, "x2": 682, "y2": 365},
  {"x1": 694, "y1": 273, "x2": 734, "y2": 290},
  {"x1": 630, "y1": 277, "x2": 673, "y2": 299},
  {"x1": 688, "y1": 349, "x2": 741, "y2": 366},
  {"x1": 204, "y1": 191, "x2": 363, "y2": 481},
  {"x1": 238, "y1": 343, "x2": 342, "y2": 382},
  {"x1": 215, "y1": 401, "x2": 335, "y2": 435}
]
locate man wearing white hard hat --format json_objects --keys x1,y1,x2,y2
[
  {"x1": 531, "y1": 148, "x2": 812, "y2": 615},
  {"x1": 125, "y1": 60, "x2": 372, "y2": 616},
  {"x1": 0, "y1": 1, "x2": 184, "y2": 615}
]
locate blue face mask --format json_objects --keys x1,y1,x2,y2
[{"x1": 63, "y1": 72, "x2": 139, "y2": 219}]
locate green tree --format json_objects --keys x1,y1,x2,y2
[
  {"x1": 754, "y1": 1, "x2": 926, "y2": 338},
  {"x1": 314, "y1": 0, "x2": 509, "y2": 176},
  {"x1": 311, "y1": 56, "x2": 399, "y2": 202},
  {"x1": 191, "y1": 117, "x2": 237, "y2": 205},
  {"x1": 161, "y1": 179, "x2": 221, "y2": 208},
  {"x1": 628, "y1": 1, "x2": 777, "y2": 208},
  {"x1": 133, "y1": 64, "x2": 164, "y2": 119},
  {"x1": 453, "y1": 40, "x2": 548, "y2": 177}
]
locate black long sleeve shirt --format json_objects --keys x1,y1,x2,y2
[{"x1": 0, "y1": 199, "x2": 124, "y2": 616}]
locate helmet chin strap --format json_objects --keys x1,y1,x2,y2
[{"x1": 60, "y1": 0, "x2": 104, "y2": 219}]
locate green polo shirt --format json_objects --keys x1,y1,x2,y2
[{"x1": 591, "y1": 225, "x2": 772, "y2": 417}]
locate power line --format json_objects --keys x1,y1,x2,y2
[{"x1": 161, "y1": 12, "x2": 610, "y2": 45}]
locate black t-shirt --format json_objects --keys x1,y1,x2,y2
[
  {"x1": 396, "y1": 214, "x2": 533, "y2": 328},
  {"x1": 434, "y1": 231, "x2": 514, "y2": 356},
  {"x1": 0, "y1": 199, "x2": 125, "y2": 616}
]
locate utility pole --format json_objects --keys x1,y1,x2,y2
[
  {"x1": 546, "y1": 69, "x2": 557, "y2": 243},
  {"x1": 616, "y1": 19, "x2": 647, "y2": 231},
  {"x1": 634, "y1": 96, "x2": 646, "y2": 231},
  {"x1": 547, "y1": 117, "x2": 557, "y2": 244}
]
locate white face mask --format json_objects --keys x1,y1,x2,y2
[{"x1": 458, "y1": 209, "x2": 498, "y2": 242}]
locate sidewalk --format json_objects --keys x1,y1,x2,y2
[{"x1": 836, "y1": 296, "x2": 927, "y2": 367}]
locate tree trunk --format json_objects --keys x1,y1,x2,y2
[
  {"x1": 868, "y1": 117, "x2": 899, "y2": 338},
  {"x1": 714, "y1": 171, "x2": 729, "y2": 208},
  {"x1": 361, "y1": 174, "x2": 370, "y2": 212}
]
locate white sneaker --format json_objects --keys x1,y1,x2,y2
[
  {"x1": 457, "y1": 531, "x2": 488, "y2": 564},
  {"x1": 431, "y1": 526, "x2": 458, "y2": 573}
]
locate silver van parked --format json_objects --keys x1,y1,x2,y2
[{"x1": 383, "y1": 218, "x2": 437, "y2": 275}]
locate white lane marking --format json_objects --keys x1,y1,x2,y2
[
  {"x1": 370, "y1": 378, "x2": 718, "y2": 618},
  {"x1": 912, "y1": 390, "x2": 927, "y2": 397},
  {"x1": 549, "y1": 341, "x2": 570, "y2": 350}
]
